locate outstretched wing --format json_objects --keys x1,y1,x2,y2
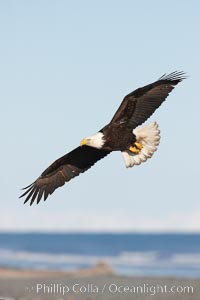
[
  {"x1": 110, "y1": 71, "x2": 186, "y2": 129},
  {"x1": 20, "y1": 146, "x2": 110, "y2": 205}
]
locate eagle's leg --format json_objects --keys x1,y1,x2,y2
[{"x1": 129, "y1": 142, "x2": 143, "y2": 154}]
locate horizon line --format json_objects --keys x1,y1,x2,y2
[{"x1": 0, "y1": 230, "x2": 200, "y2": 234}]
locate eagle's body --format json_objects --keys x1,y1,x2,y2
[
  {"x1": 101, "y1": 125, "x2": 136, "y2": 151},
  {"x1": 20, "y1": 71, "x2": 185, "y2": 205}
]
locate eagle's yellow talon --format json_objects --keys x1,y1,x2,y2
[
  {"x1": 129, "y1": 146, "x2": 140, "y2": 154},
  {"x1": 135, "y1": 142, "x2": 143, "y2": 150},
  {"x1": 129, "y1": 142, "x2": 143, "y2": 154}
]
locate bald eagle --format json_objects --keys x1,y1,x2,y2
[{"x1": 20, "y1": 71, "x2": 185, "y2": 205}]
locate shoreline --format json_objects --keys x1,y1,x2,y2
[{"x1": 0, "y1": 265, "x2": 199, "y2": 280}]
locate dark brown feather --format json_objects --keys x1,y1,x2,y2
[
  {"x1": 110, "y1": 71, "x2": 186, "y2": 129},
  {"x1": 20, "y1": 146, "x2": 110, "y2": 205}
]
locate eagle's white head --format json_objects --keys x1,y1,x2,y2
[{"x1": 80, "y1": 132, "x2": 105, "y2": 149}]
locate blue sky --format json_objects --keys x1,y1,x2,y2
[{"x1": 1, "y1": 0, "x2": 200, "y2": 232}]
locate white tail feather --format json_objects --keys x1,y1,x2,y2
[{"x1": 122, "y1": 122, "x2": 160, "y2": 168}]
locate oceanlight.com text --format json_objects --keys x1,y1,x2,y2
[{"x1": 107, "y1": 283, "x2": 194, "y2": 295}]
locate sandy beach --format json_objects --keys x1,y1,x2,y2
[{"x1": 0, "y1": 264, "x2": 199, "y2": 300}]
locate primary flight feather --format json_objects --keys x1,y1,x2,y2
[{"x1": 20, "y1": 71, "x2": 186, "y2": 205}]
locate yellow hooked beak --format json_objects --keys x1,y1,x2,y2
[{"x1": 80, "y1": 138, "x2": 88, "y2": 147}]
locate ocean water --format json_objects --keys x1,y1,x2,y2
[{"x1": 0, "y1": 233, "x2": 200, "y2": 278}]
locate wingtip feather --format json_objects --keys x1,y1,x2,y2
[{"x1": 159, "y1": 71, "x2": 187, "y2": 82}]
